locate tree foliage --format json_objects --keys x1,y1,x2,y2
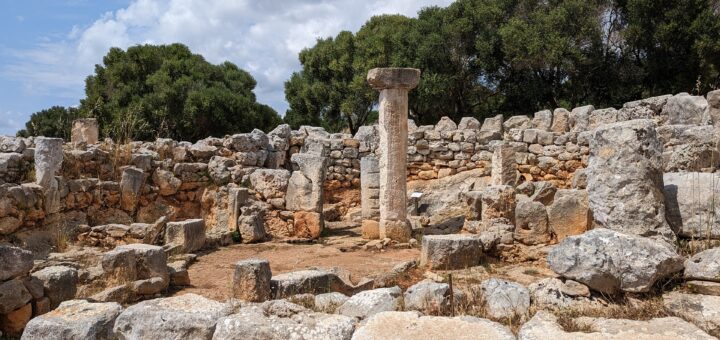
[
  {"x1": 20, "y1": 43, "x2": 280, "y2": 141},
  {"x1": 286, "y1": 0, "x2": 720, "y2": 132},
  {"x1": 17, "y1": 106, "x2": 80, "y2": 139}
]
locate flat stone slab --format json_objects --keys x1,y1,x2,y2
[
  {"x1": 22, "y1": 300, "x2": 122, "y2": 340},
  {"x1": 663, "y1": 292, "x2": 720, "y2": 336},
  {"x1": 420, "y1": 234, "x2": 483, "y2": 270},
  {"x1": 352, "y1": 311, "x2": 515, "y2": 340}
]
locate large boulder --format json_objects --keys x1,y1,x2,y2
[
  {"x1": 352, "y1": 311, "x2": 515, "y2": 340},
  {"x1": 478, "y1": 278, "x2": 530, "y2": 320},
  {"x1": 212, "y1": 302, "x2": 355, "y2": 340},
  {"x1": 664, "y1": 172, "x2": 720, "y2": 238},
  {"x1": 663, "y1": 292, "x2": 720, "y2": 336},
  {"x1": 518, "y1": 310, "x2": 714, "y2": 340},
  {"x1": 586, "y1": 119, "x2": 675, "y2": 243},
  {"x1": 113, "y1": 293, "x2": 228, "y2": 339},
  {"x1": 514, "y1": 198, "x2": 551, "y2": 245},
  {"x1": 685, "y1": 248, "x2": 720, "y2": 282},
  {"x1": 31, "y1": 266, "x2": 78, "y2": 308},
  {"x1": 420, "y1": 235, "x2": 483, "y2": 270},
  {"x1": 403, "y1": 279, "x2": 460, "y2": 314},
  {"x1": 663, "y1": 92, "x2": 709, "y2": 125},
  {"x1": 0, "y1": 245, "x2": 33, "y2": 281},
  {"x1": 0, "y1": 278, "x2": 32, "y2": 314},
  {"x1": 249, "y1": 169, "x2": 290, "y2": 200},
  {"x1": 546, "y1": 189, "x2": 590, "y2": 241},
  {"x1": 548, "y1": 228, "x2": 684, "y2": 294},
  {"x1": 21, "y1": 300, "x2": 122, "y2": 340},
  {"x1": 336, "y1": 286, "x2": 402, "y2": 320}
]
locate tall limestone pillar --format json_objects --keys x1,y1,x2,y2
[{"x1": 367, "y1": 68, "x2": 420, "y2": 242}]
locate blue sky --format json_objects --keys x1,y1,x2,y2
[{"x1": 0, "y1": 0, "x2": 452, "y2": 136}]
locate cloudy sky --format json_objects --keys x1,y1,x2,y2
[{"x1": 0, "y1": 0, "x2": 453, "y2": 136}]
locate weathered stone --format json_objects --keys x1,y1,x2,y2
[
  {"x1": 518, "y1": 310, "x2": 714, "y2": 340},
  {"x1": 70, "y1": 118, "x2": 99, "y2": 145},
  {"x1": 366, "y1": 67, "x2": 421, "y2": 90},
  {"x1": 420, "y1": 234, "x2": 483, "y2": 270},
  {"x1": 569, "y1": 105, "x2": 594, "y2": 132},
  {"x1": 587, "y1": 119, "x2": 675, "y2": 242},
  {"x1": 207, "y1": 156, "x2": 234, "y2": 185},
  {"x1": 403, "y1": 279, "x2": 459, "y2": 314},
  {"x1": 664, "y1": 172, "x2": 720, "y2": 238},
  {"x1": 32, "y1": 266, "x2": 78, "y2": 308},
  {"x1": 249, "y1": 169, "x2": 290, "y2": 200},
  {"x1": 685, "y1": 248, "x2": 720, "y2": 282},
  {"x1": 0, "y1": 245, "x2": 33, "y2": 281},
  {"x1": 664, "y1": 92, "x2": 709, "y2": 125},
  {"x1": 532, "y1": 110, "x2": 553, "y2": 131},
  {"x1": 113, "y1": 294, "x2": 228, "y2": 340},
  {"x1": 708, "y1": 89, "x2": 720, "y2": 127},
  {"x1": 529, "y1": 181, "x2": 556, "y2": 205},
  {"x1": 571, "y1": 168, "x2": 587, "y2": 189},
  {"x1": 550, "y1": 108, "x2": 570, "y2": 132},
  {"x1": 491, "y1": 143, "x2": 516, "y2": 186},
  {"x1": 34, "y1": 137, "x2": 63, "y2": 189},
  {"x1": 353, "y1": 311, "x2": 515, "y2": 340},
  {"x1": 478, "y1": 278, "x2": 530, "y2": 320},
  {"x1": 548, "y1": 228, "x2": 684, "y2": 294},
  {"x1": 481, "y1": 185, "x2": 516, "y2": 222},
  {"x1": 514, "y1": 198, "x2": 551, "y2": 245},
  {"x1": 21, "y1": 300, "x2": 122, "y2": 340},
  {"x1": 435, "y1": 116, "x2": 458, "y2": 131},
  {"x1": 165, "y1": 219, "x2": 206, "y2": 253},
  {"x1": 293, "y1": 211, "x2": 323, "y2": 239},
  {"x1": 1, "y1": 302, "x2": 31, "y2": 336},
  {"x1": 119, "y1": 167, "x2": 145, "y2": 211},
  {"x1": 286, "y1": 153, "x2": 326, "y2": 213},
  {"x1": 152, "y1": 169, "x2": 181, "y2": 196},
  {"x1": 232, "y1": 258, "x2": 272, "y2": 302},
  {"x1": 314, "y1": 292, "x2": 349, "y2": 314},
  {"x1": 547, "y1": 189, "x2": 589, "y2": 241},
  {"x1": 663, "y1": 292, "x2": 720, "y2": 336},
  {"x1": 458, "y1": 117, "x2": 481, "y2": 130},
  {"x1": 337, "y1": 286, "x2": 402, "y2": 319},
  {"x1": 212, "y1": 302, "x2": 355, "y2": 340},
  {"x1": 503, "y1": 115, "x2": 531, "y2": 131},
  {"x1": 0, "y1": 278, "x2": 32, "y2": 314},
  {"x1": 529, "y1": 278, "x2": 598, "y2": 310},
  {"x1": 688, "y1": 281, "x2": 720, "y2": 296},
  {"x1": 587, "y1": 108, "x2": 619, "y2": 129}
]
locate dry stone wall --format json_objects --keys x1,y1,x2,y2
[{"x1": 0, "y1": 91, "x2": 718, "y2": 246}]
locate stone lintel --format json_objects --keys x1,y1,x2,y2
[{"x1": 367, "y1": 68, "x2": 421, "y2": 90}]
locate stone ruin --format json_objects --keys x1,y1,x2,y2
[{"x1": 0, "y1": 69, "x2": 720, "y2": 338}]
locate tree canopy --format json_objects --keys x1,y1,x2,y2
[
  {"x1": 19, "y1": 43, "x2": 280, "y2": 141},
  {"x1": 285, "y1": 0, "x2": 720, "y2": 133}
]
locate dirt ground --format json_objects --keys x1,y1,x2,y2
[{"x1": 174, "y1": 241, "x2": 420, "y2": 301}]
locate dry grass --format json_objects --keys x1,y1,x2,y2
[{"x1": 553, "y1": 295, "x2": 669, "y2": 332}]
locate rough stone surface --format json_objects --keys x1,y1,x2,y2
[
  {"x1": 113, "y1": 293, "x2": 228, "y2": 340},
  {"x1": 663, "y1": 292, "x2": 720, "y2": 336},
  {"x1": 213, "y1": 303, "x2": 355, "y2": 340},
  {"x1": 664, "y1": 92, "x2": 709, "y2": 125},
  {"x1": 479, "y1": 278, "x2": 530, "y2": 320},
  {"x1": 34, "y1": 137, "x2": 63, "y2": 189},
  {"x1": 21, "y1": 300, "x2": 122, "y2": 340},
  {"x1": 32, "y1": 265, "x2": 78, "y2": 308},
  {"x1": 685, "y1": 248, "x2": 720, "y2": 282},
  {"x1": 336, "y1": 286, "x2": 402, "y2": 319},
  {"x1": 708, "y1": 89, "x2": 720, "y2": 127},
  {"x1": 514, "y1": 198, "x2": 550, "y2": 245},
  {"x1": 314, "y1": 292, "x2": 349, "y2": 314},
  {"x1": 0, "y1": 278, "x2": 32, "y2": 314},
  {"x1": 547, "y1": 189, "x2": 589, "y2": 241},
  {"x1": 71, "y1": 118, "x2": 99, "y2": 145},
  {"x1": 165, "y1": 219, "x2": 206, "y2": 253},
  {"x1": 420, "y1": 234, "x2": 483, "y2": 270},
  {"x1": 232, "y1": 258, "x2": 272, "y2": 302},
  {"x1": 688, "y1": 281, "x2": 720, "y2": 296},
  {"x1": 403, "y1": 279, "x2": 458, "y2": 314},
  {"x1": 0, "y1": 245, "x2": 33, "y2": 281},
  {"x1": 548, "y1": 228, "x2": 684, "y2": 294},
  {"x1": 491, "y1": 143, "x2": 516, "y2": 186},
  {"x1": 587, "y1": 119, "x2": 675, "y2": 242},
  {"x1": 366, "y1": 67, "x2": 421, "y2": 90},
  {"x1": 249, "y1": 169, "x2": 290, "y2": 200},
  {"x1": 664, "y1": 172, "x2": 720, "y2": 238},
  {"x1": 481, "y1": 185, "x2": 516, "y2": 223},
  {"x1": 529, "y1": 278, "x2": 598, "y2": 310},
  {"x1": 119, "y1": 167, "x2": 145, "y2": 211},
  {"x1": 352, "y1": 311, "x2": 515, "y2": 340},
  {"x1": 518, "y1": 311, "x2": 714, "y2": 340}
]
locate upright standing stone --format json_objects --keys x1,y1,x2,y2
[
  {"x1": 119, "y1": 167, "x2": 145, "y2": 212},
  {"x1": 232, "y1": 259, "x2": 272, "y2": 302},
  {"x1": 34, "y1": 137, "x2": 63, "y2": 214},
  {"x1": 286, "y1": 153, "x2": 327, "y2": 239},
  {"x1": 587, "y1": 119, "x2": 675, "y2": 243},
  {"x1": 71, "y1": 118, "x2": 99, "y2": 145},
  {"x1": 707, "y1": 90, "x2": 720, "y2": 128},
  {"x1": 491, "y1": 143, "x2": 516, "y2": 186},
  {"x1": 367, "y1": 68, "x2": 420, "y2": 242},
  {"x1": 361, "y1": 155, "x2": 381, "y2": 239}
]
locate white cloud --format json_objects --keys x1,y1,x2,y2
[
  {"x1": 2, "y1": 0, "x2": 453, "y2": 114},
  {"x1": 0, "y1": 110, "x2": 24, "y2": 136}
]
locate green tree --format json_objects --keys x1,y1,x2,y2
[
  {"x1": 81, "y1": 43, "x2": 280, "y2": 141},
  {"x1": 16, "y1": 106, "x2": 80, "y2": 139}
]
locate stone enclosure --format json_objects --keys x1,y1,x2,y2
[{"x1": 1, "y1": 67, "x2": 720, "y2": 339}]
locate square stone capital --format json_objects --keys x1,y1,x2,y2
[{"x1": 367, "y1": 68, "x2": 420, "y2": 90}]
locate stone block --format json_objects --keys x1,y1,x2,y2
[
  {"x1": 165, "y1": 219, "x2": 206, "y2": 253},
  {"x1": 420, "y1": 235, "x2": 483, "y2": 270},
  {"x1": 232, "y1": 259, "x2": 272, "y2": 302}
]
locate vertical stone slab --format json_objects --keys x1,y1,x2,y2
[
  {"x1": 228, "y1": 187, "x2": 249, "y2": 232},
  {"x1": 587, "y1": 119, "x2": 675, "y2": 243},
  {"x1": 367, "y1": 68, "x2": 421, "y2": 242},
  {"x1": 71, "y1": 118, "x2": 99, "y2": 145},
  {"x1": 34, "y1": 137, "x2": 63, "y2": 214},
  {"x1": 233, "y1": 258, "x2": 272, "y2": 302},
  {"x1": 286, "y1": 153, "x2": 327, "y2": 239},
  {"x1": 491, "y1": 143, "x2": 516, "y2": 187},
  {"x1": 360, "y1": 155, "x2": 381, "y2": 239},
  {"x1": 120, "y1": 167, "x2": 145, "y2": 212}
]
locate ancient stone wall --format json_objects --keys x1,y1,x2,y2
[{"x1": 0, "y1": 91, "x2": 718, "y2": 245}]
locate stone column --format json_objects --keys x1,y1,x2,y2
[
  {"x1": 367, "y1": 68, "x2": 420, "y2": 241},
  {"x1": 360, "y1": 155, "x2": 380, "y2": 239},
  {"x1": 490, "y1": 142, "x2": 516, "y2": 186},
  {"x1": 34, "y1": 137, "x2": 63, "y2": 214},
  {"x1": 71, "y1": 118, "x2": 99, "y2": 145}
]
